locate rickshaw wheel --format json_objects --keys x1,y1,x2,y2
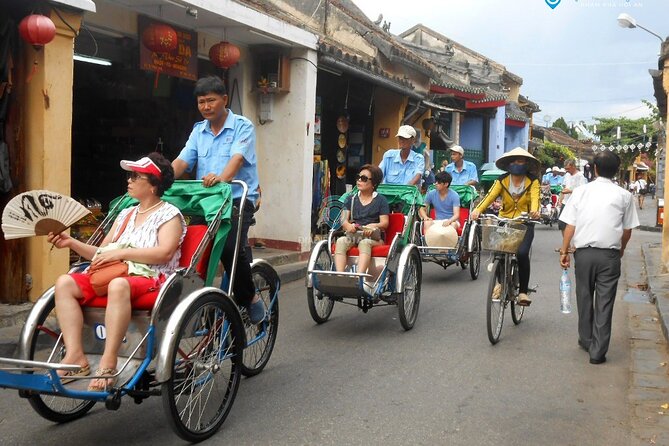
[
  {"x1": 241, "y1": 263, "x2": 280, "y2": 377},
  {"x1": 469, "y1": 232, "x2": 481, "y2": 280},
  {"x1": 510, "y1": 259, "x2": 524, "y2": 325},
  {"x1": 398, "y1": 248, "x2": 421, "y2": 331},
  {"x1": 27, "y1": 297, "x2": 96, "y2": 423},
  {"x1": 162, "y1": 294, "x2": 244, "y2": 442},
  {"x1": 307, "y1": 242, "x2": 334, "y2": 324},
  {"x1": 486, "y1": 260, "x2": 505, "y2": 344}
]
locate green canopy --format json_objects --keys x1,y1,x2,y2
[
  {"x1": 480, "y1": 168, "x2": 506, "y2": 183},
  {"x1": 550, "y1": 185, "x2": 563, "y2": 194},
  {"x1": 340, "y1": 184, "x2": 423, "y2": 214},
  {"x1": 109, "y1": 180, "x2": 232, "y2": 285},
  {"x1": 424, "y1": 184, "x2": 479, "y2": 207}
]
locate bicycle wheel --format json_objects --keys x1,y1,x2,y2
[
  {"x1": 307, "y1": 242, "x2": 334, "y2": 323},
  {"x1": 27, "y1": 297, "x2": 96, "y2": 423},
  {"x1": 510, "y1": 258, "x2": 524, "y2": 325},
  {"x1": 398, "y1": 248, "x2": 422, "y2": 330},
  {"x1": 242, "y1": 263, "x2": 280, "y2": 377},
  {"x1": 486, "y1": 259, "x2": 505, "y2": 345},
  {"x1": 162, "y1": 294, "x2": 244, "y2": 442},
  {"x1": 469, "y1": 230, "x2": 481, "y2": 280}
]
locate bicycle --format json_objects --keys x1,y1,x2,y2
[{"x1": 479, "y1": 213, "x2": 539, "y2": 345}]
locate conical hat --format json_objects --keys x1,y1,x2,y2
[
  {"x1": 495, "y1": 147, "x2": 540, "y2": 176},
  {"x1": 425, "y1": 223, "x2": 458, "y2": 248}
]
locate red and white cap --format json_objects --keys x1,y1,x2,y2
[{"x1": 120, "y1": 157, "x2": 162, "y2": 179}]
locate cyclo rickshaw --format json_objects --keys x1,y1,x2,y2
[
  {"x1": 0, "y1": 180, "x2": 279, "y2": 442},
  {"x1": 306, "y1": 184, "x2": 422, "y2": 330},
  {"x1": 411, "y1": 184, "x2": 481, "y2": 280}
]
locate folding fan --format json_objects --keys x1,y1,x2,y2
[{"x1": 2, "y1": 190, "x2": 91, "y2": 240}]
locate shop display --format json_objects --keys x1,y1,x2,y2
[{"x1": 338, "y1": 133, "x2": 347, "y2": 148}]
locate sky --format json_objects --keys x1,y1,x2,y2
[{"x1": 353, "y1": 0, "x2": 669, "y2": 126}]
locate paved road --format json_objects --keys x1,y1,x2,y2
[{"x1": 0, "y1": 225, "x2": 661, "y2": 445}]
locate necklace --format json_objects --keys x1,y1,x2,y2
[{"x1": 137, "y1": 200, "x2": 163, "y2": 215}]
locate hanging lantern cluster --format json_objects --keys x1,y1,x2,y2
[
  {"x1": 18, "y1": 14, "x2": 57, "y2": 83},
  {"x1": 141, "y1": 23, "x2": 178, "y2": 88},
  {"x1": 591, "y1": 142, "x2": 653, "y2": 153},
  {"x1": 208, "y1": 41, "x2": 240, "y2": 69}
]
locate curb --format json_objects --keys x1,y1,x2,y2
[
  {"x1": 641, "y1": 243, "x2": 669, "y2": 343},
  {"x1": 638, "y1": 225, "x2": 662, "y2": 233}
]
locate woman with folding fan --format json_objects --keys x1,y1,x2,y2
[{"x1": 46, "y1": 152, "x2": 186, "y2": 392}]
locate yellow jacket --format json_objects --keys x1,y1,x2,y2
[{"x1": 475, "y1": 174, "x2": 540, "y2": 218}]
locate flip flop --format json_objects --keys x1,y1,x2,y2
[
  {"x1": 87, "y1": 368, "x2": 118, "y2": 392},
  {"x1": 56, "y1": 364, "x2": 90, "y2": 384}
]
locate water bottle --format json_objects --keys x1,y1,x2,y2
[{"x1": 559, "y1": 269, "x2": 572, "y2": 314}]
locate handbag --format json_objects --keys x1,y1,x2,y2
[{"x1": 88, "y1": 209, "x2": 133, "y2": 296}]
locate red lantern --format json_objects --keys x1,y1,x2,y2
[
  {"x1": 141, "y1": 23, "x2": 178, "y2": 88},
  {"x1": 209, "y1": 41, "x2": 241, "y2": 69},
  {"x1": 18, "y1": 14, "x2": 56, "y2": 50},
  {"x1": 141, "y1": 23, "x2": 178, "y2": 54}
]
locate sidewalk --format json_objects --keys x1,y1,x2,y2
[{"x1": 0, "y1": 245, "x2": 309, "y2": 358}]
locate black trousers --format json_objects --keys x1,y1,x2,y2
[
  {"x1": 573, "y1": 247, "x2": 621, "y2": 360},
  {"x1": 221, "y1": 198, "x2": 256, "y2": 307},
  {"x1": 516, "y1": 223, "x2": 534, "y2": 294}
]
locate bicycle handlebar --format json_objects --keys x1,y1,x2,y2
[{"x1": 478, "y1": 213, "x2": 543, "y2": 225}]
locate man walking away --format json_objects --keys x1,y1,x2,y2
[
  {"x1": 558, "y1": 151, "x2": 639, "y2": 364},
  {"x1": 557, "y1": 158, "x2": 587, "y2": 234}
]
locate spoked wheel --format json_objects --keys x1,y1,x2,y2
[
  {"x1": 307, "y1": 242, "x2": 335, "y2": 323},
  {"x1": 469, "y1": 231, "x2": 481, "y2": 280},
  {"x1": 27, "y1": 297, "x2": 96, "y2": 423},
  {"x1": 509, "y1": 259, "x2": 524, "y2": 325},
  {"x1": 486, "y1": 259, "x2": 505, "y2": 345},
  {"x1": 241, "y1": 263, "x2": 280, "y2": 377},
  {"x1": 162, "y1": 294, "x2": 244, "y2": 442},
  {"x1": 398, "y1": 249, "x2": 422, "y2": 331}
]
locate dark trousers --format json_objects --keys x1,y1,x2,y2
[
  {"x1": 221, "y1": 198, "x2": 256, "y2": 307},
  {"x1": 516, "y1": 223, "x2": 534, "y2": 294},
  {"x1": 573, "y1": 247, "x2": 621, "y2": 360}
]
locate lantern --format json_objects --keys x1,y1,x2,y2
[
  {"x1": 18, "y1": 14, "x2": 56, "y2": 49},
  {"x1": 18, "y1": 14, "x2": 56, "y2": 83},
  {"x1": 209, "y1": 41, "x2": 241, "y2": 69},
  {"x1": 141, "y1": 23, "x2": 178, "y2": 88}
]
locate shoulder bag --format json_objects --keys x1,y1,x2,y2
[{"x1": 88, "y1": 209, "x2": 134, "y2": 296}]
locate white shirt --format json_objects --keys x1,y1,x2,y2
[
  {"x1": 559, "y1": 177, "x2": 639, "y2": 250},
  {"x1": 561, "y1": 171, "x2": 587, "y2": 204}
]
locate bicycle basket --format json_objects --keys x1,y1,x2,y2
[{"x1": 480, "y1": 220, "x2": 527, "y2": 254}]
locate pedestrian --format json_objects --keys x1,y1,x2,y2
[
  {"x1": 172, "y1": 75, "x2": 266, "y2": 324},
  {"x1": 378, "y1": 125, "x2": 424, "y2": 186},
  {"x1": 632, "y1": 174, "x2": 647, "y2": 209},
  {"x1": 443, "y1": 145, "x2": 479, "y2": 186},
  {"x1": 558, "y1": 150, "x2": 639, "y2": 365},
  {"x1": 557, "y1": 158, "x2": 587, "y2": 234}
]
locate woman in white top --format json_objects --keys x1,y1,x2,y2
[{"x1": 47, "y1": 152, "x2": 186, "y2": 391}]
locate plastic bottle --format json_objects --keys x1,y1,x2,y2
[{"x1": 559, "y1": 269, "x2": 572, "y2": 314}]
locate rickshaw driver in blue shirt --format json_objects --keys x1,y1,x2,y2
[
  {"x1": 444, "y1": 145, "x2": 479, "y2": 186},
  {"x1": 172, "y1": 75, "x2": 265, "y2": 324},
  {"x1": 378, "y1": 125, "x2": 424, "y2": 186}
]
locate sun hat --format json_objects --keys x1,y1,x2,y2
[
  {"x1": 120, "y1": 157, "x2": 162, "y2": 179},
  {"x1": 449, "y1": 145, "x2": 465, "y2": 155},
  {"x1": 545, "y1": 168, "x2": 551, "y2": 173},
  {"x1": 396, "y1": 125, "x2": 417, "y2": 139},
  {"x1": 552, "y1": 166, "x2": 559, "y2": 172},
  {"x1": 425, "y1": 223, "x2": 458, "y2": 248},
  {"x1": 495, "y1": 147, "x2": 540, "y2": 176}
]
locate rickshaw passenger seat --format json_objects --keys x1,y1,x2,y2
[
  {"x1": 82, "y1": 224, "x2": 213, "y2": 311},
  {"x1": 427, "y1": 208, "x2": 467, "y2": 236},
  {"x1": 338, "y1": 212, "x2": 405, "y2": 258}
]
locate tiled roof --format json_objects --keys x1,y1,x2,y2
[
  {"x1": 469, "y1": 89, "x2": 508, "y2": 104},
  {"x1": 432, "y1": 76, "x2": 484, "y2": 95},
  {"x1": 505, "y1": 101, "x2": 529, "y2": 122}
]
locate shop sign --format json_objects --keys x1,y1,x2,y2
[{"x1": 138, "y1": 16, "x2": 197, "y2": 82}]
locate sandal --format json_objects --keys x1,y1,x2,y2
[
  {"x1": 87, "y1": 368, "x2": 118, "y2": 392},
  {"x1": 56, "y1": 364, "x2": 90, "y2": 384}
]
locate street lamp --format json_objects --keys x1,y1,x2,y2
[{"x1": 617, "y1": 13, "x2": 665, "y2": 43}]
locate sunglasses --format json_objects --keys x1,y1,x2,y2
[
  {"x1": 435, "y1": 180, "x2": 449, "y2": 185},
  {"x1": 127, "y1": 171, "x2": 150, "y2": 182},
  {"x1": 356, "y1": 174, "x2": 371, "y2": 183}
]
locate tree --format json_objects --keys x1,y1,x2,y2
[
  {"x1": 552, "y1": 117, "x2": 578, "y2": 139},
  {"x1": 534, "y1": 141, "x2": 575, "y2": 169}
]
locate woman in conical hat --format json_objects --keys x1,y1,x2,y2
[{"x1": 471, "y1": 147, "x2": 541, "y2": 306}]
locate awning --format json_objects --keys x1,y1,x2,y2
[{"x1": 422, "y1": 100, "x2": 466, "y2": 113}]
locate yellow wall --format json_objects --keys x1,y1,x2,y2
[
  {"x1": 371, "y1": 89, "x2": 407, "y2": 165},
  {"x1": 24, "y1": 10, "x2": 82, "y2": 301}
]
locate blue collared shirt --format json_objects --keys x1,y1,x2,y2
[
  {"x1": 178, "y1": 109, "x2": 259, "y2": 204},
  {"x1": 379, "y1": 149, "x2": 425, "y2": 185},
  {"x1": 445, "y1": 160, "x2": 479, "y2": 185},
  {"x1": 548, "y1": 174, "x2": 563, "y2": 187}
]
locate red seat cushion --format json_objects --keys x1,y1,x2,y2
[
  {"x1": 332, "y1": 213, "x2": 405, "y2": 258},
  {"x1": 84, "y1": 225, "x2": 212, "y2": 310}
]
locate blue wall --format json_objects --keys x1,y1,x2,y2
[
  {"x1": 488, "y1": 105, "x2": 505, "y2": 162},
  {"x1": 504, "y1": 124, "x2": 528, "y2": 151},
  {"x1": 460, "y1": 115, "x2": 483, "y2": 151}
]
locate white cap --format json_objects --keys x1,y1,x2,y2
[
  {"x1": 552, "y1": 166, "x2": 559, "y2": 171},
  {"x1": 545, "y1": 168, "x2": 551, "y2": 173},
  {"x1": 449, "y1": 145, "x2": 465, "y2": 155},
  {"x1": 396, "y1": 125, "x2": 417, "y2": 139},
  {"x1": 559, "y1": 168, "x2": 566, "y2": 173}
]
